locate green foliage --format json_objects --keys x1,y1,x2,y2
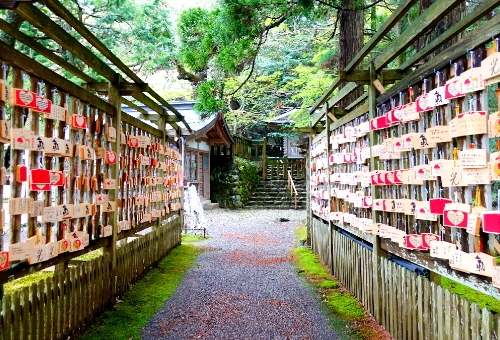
[
  {"x1": 193, "y1": 80, "x2": 226, "y2": 114},
  {"x1": 235, "y1": 156, "x2": 261, "y2": 204},
  {"x1": 177, "y1": 8, "x2": 217, "y2": 72},
  {"x1": 80, "y1": 244, "x2": 201, "y2": 340},
  {"x1": 441, "y1": 277, "x2": 500, "y2": 313},
  {"x1": 210, "y1": 156, "x2": 260, "y2": 208}
]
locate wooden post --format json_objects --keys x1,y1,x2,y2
[
  {"x1": 306, "y1": 134, "x2": 312, "y2": 245},
  {"x1": 369, "y1": 62, "x2": 384, "y2": 322},
  {"x1": 283, "y1": 156, "x2": 288, "y2": 180},
  {"x1": 261, "y1": 137, "x2": 267, "y2": 180},
  {"x1": 10, "y1": 67, "x2": 23, "y2": 246},
  {"x1": 105, "y1": 74, "x2": 121, "y2": 296}
]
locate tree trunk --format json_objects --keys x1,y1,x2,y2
[{"x1": 338, "y1": 0, "x2": 364, "y2": 108}]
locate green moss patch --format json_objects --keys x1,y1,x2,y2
[
  {"x1": 80, "y1": 244, "x2": 202, "y2": 340},
  {"x1": 441, "y1": 277, "x2": 500, "y2": 313},
  {"x1": 182, "y1": 233, "x2": 210, "y2": 242},
  {"x1": 4, "y1": 271, "x2": 54, "y2": 296},
  {"x1": 292, "y1": 245, "x2": 384, "y2": 339}
]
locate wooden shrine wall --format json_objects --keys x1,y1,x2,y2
[{"x1": 309, "y1": 18, "x2": 500, "y2": 339}]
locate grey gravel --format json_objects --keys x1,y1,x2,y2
[{"x1": 141, "y1": 209, "x2": 339, "y2": 340}]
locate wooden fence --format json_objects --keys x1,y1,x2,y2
[
  {"x1": 0, "y1": 216, "x2": 180, "y2": 340},
  {"x1": 307, "y1": 0, "x2": 500, "y2": 338},
  {"x1": 0, "y1": 1, "x2": 187, "y2": 338},
  {"x1": 311, "y1": 216, "x2": 499, "y2": 339}
]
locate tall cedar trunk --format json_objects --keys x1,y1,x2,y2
[
  {"x1": 338, "y1": 0, "x2": 364, "y2": 108},
  {"x1": 415, "y1": 0, "x2": 465, "y2": 55}
]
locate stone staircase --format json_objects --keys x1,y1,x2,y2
[{"x1": 246, "y1": 179, "x2": 307, "y2": 209}]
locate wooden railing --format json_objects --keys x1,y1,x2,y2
[
  {"x1": 263, "y1": 157, "x2": 305, "y2": 181},
  {"x1": 287, "y1": 171, "x2": 298, "y2": 210}
]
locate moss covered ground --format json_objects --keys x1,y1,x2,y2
[
  {"x1": 291, "y1": 227, "x2": 387, "y2": 339},
  {"x1": 79, "y1": 244, "x2": 202, "y2": 340}
]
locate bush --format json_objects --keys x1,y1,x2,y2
[{"x1": 210, "y1": 156, "x2": 260, "y2": 208}]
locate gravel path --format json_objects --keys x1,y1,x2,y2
[{"x1": 141, "y1": 209, "x2": 339, "y2": 340}]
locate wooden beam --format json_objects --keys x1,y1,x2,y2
[
  {"x1": 138, "y1": 114, "x2": 159, "y2": 122},
  {"x1": 345, "y1": 92, "x2": 368, "y2": 110},
  {"x1": 377, "y1": 14, "x2": 500, "y2": 104},
  {"x1": 374, "y1": 0, "x2": 466, "y2": 71},
  {"x1": 327, "y1": 82, "x2": 358, "y2": 108},
  {"x1": 15, "y1": 3, "x2": 117, "y2": 81},
  {"x1": 332, "y1": 107, "x2": 349, "y2": 117},
  {"x1": 208, "y1": 138, "x2": 224, "y2": 145},
  {"x1": 309, "y1": 78, "x2": 340, "y2": 114},
  {"x1": 400, "y1": 0, "x2": 500, "y2": 71},
  {"x1": 332, "y1": 102, "x2": 369, "y2": 130},
  {"x1": 41, "y1": 0, "x2": 192, "y2": 132},
  {"x1": 122, "y1": 98, "x2": 149, "y2": 116},
  {"x1": 121, "y1": 112, "x2": 162, "y2": 137},
  {"x1": 0, "y1": 40, "x2": 114, "y2": 114},
  {"x1": 145, "y1": 89, "x2": 192, "y2": 131},
  {"x1": 311, "y1": 111, "x2": 325, "y2": 128},
  {"x1": 83, "y1": 82, "x2": 149, "y2": 95},
  {"x1": 0, "y1": 18, "x2": 94, "y2": 83},
  {"x1": 130, "y1": 93, "x2": 179, "y2": 131},
  {"x1": 344, "y1": 0, "x2": 418, "y2": 72},
  {"x1": 42, "y1": 0, "x2": 143, "y2": 84}
]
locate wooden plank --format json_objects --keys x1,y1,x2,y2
[
  {"x1": 374, "y1": 0, "x2": 466, "y2": 71},
  {"x1": 481, "y1": 308, "x2": 492, "y2": 340},
  {"x1": 399, "y1": 269, "x2": 409, "y2": 340},
  {"x1": 397, "y1": 266, "x2": 403, "y2": 340},
  {"x1": 452, "y1": 294, "x2": 460, "y2": 340},
  {"x1": 431, "y1": 283, "x2": 437, "y2": 340},
  {"x1": 344, "y1": 92, "x2": 368, "y2": 111},
  {"x1": 3, "y1": 294, "x2": 12, "y2": 340},
  {"x1": 401, "y1": 0, "x2": 500, "y2": 71},
  {"x1": 344, "y1": 0, "x2": 418, "y2": 72},
  {"x1": 444, "y1": 290, "x2": 452, "y2": 340},
  {"x1": 461, "y1": 298, "x2": 470, "y2": 340},
  {"x1": 37, "y1": 280, "x2": 44, "y2": 340},
  {"x1": 21, "y1": 287, "x2": 29, "y2": 340},
  {"x1": 423, "y1": 280, "x2": 431, "y2": 340},
  {"x1": 378, "y1": 14, "x2": 500, "y2": 104},
  {"x1": 45, "y1": 278, "x2": 52, "y2": 340},
  {"x1": 146, "y1": 89, "x2": 192, "y2": 130},
  {"x1": 411, "y1": 274, "x2": 417, "y2": 340},
  {"x1": 0, "y1": 18, "x2": 94, "y2": 83},
  {"x1": 12, "y1": 291, "x2": 21, "y2": 340},
  {"x1": 28, "y1": 281, "x2": 38, "y2": 339},
  {"x1": 417, "y1": 276, "x2": 423, "y2": 340},
  {"x1": 15, "y1": 3, "x2": 116, "y2": 81},
  {"x1": 437, "y1": 285, "x2": 445, "y2": 340},
  {"x1": 471, "y1": 303, "x2": 480, "y2": 340}
]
